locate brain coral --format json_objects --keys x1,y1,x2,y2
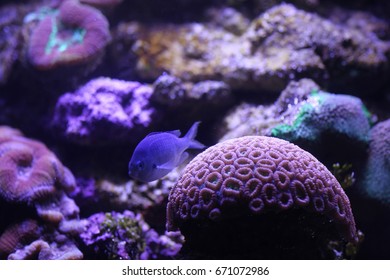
[
  {"x1": 360, "y1": 119, "x2": 390, "y2": 204},
  {"x1": 27, "y1": 0, "x2": 110, "y2": 70},
  {"x1": 167, "y1": 136, "x2": 358, "y2": 258}
]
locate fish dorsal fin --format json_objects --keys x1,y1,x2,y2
[
  {"x1": 184, "y1": 122, "x2": 206, "y2": 150},
  {"x1": 167, "y1": 129, "x2": 181, "y2": 136},
  {"x1": 146, "y1": 129, "x2": 181, "y2": 137}
]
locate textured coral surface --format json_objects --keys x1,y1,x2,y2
[
  {"x1": 0, "y1": 126, "x2": 86, "y2": 259},
  {"x1": 0, "y1": 126, "x2": 75, "y2": 203},
  {"x1": 167, "y1": 136, "x2": 358, "y2": 244},
  {"x1": 219, "y1": 79, "x2": 372, "y2": 167},
  {"x1": 116, "y1": 3, "x2": 390, "y2": 93},
  {"x1": 52, "y1": 77, "x2": 156, "y2": 146},
  {"x1": 0, "y1": 0, "x2": 389, "y2": 260},
  {"x1": 361, "y1": 119, "x2": 390, "y2": 204},
  {"x1": 80, "y1": 211, "x2": 183, "y2": 259}
]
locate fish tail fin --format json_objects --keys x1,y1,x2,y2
[{"x1": 185, "y1": 121, "x2": 206, "y2": 149}]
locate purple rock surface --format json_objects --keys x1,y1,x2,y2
[{"x1": 51, "y1": 77, "x2": 159, "y2": 146}]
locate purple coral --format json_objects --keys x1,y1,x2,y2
[
  {"x1": 0, "y1": 220, "x2": 39, "y2": 259},
  {"x1": 0, "y1": 4, "x2": 21, "y2": 85},
  {"x1": 80, "y1": 211, "x2": 183, "y2": 259},
  {"x1": 0, "y1": 126, "x2": 75, "y2": 203},
  {"x1": 27, "y1": 0, "x2": 110, "y2": 70},
  {"x1": 52, "y1": 77, "x2": 158, "y2": 146},
  {"x1": 167, "y1": 136, "x2": 358, "y2": 258},
  {"x1": 0, "y1": 126, "x2": 86, "y2": 259},
  {"x1": 7, "y1": 231, "x2": 83, "y2": 260}
]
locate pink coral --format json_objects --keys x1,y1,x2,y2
[
  {"x1": 0, "y1": 126, "x2": 86, "y2": 259},
  {"x1": 0, "y1": 220, "x2": 39, "y2": 258},
  {"x1": 167, "y1": 136, "x2": 358, "y2": 244},
  {"x1": 0, "y1": 126, "x2": 86, "y2": 234},
  {"x1": 0, "y1": 126, "x2": 74, "y2": 203},
  {"x1": 8, "y1": 234, "x2": 83, "y2": 260},
  {"x1": 27, "y1": 0, "x2": 110, "y2": 70}
]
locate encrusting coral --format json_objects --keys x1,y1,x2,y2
[
  {"x1": 219, "y1": 79, "x2": 372, "y2": 164},
  {"x1": 167, "y1": 136, "x2": 359, "y2": 259},
  {"x1": 151, "y1": 73, "x2": 233, "y2": 109},
  {"x1": 150, "y1": 73, "x2": 234, "y2": 126},
  {"x1": 360, "y1": 119, "x2": 390, "y2": 205},
  {"x1": 0, "y1": 3, "x2": 23, "y2": 85},
  {"x1": 26, "y1": 0, "x2": 110, "y2": 71},
  {"x1": 112, "y1": 3, "x2": 390, "y2": 93},
  {"x1": 0, "y1": 219, "x2": 39, "y2": 258},
  {"x1": 270, "y1": 91, "x2": 371, "y2": 145},
  {"x1": 7, "y1": 230, "x2": 84, "y2": 260},
  {"x1": 51, "y1": 77, "x2": 157, "y2": 146},
  {"x1": 72, "y1": 170, "x2": 177, "y2": 215},
  {"x1": 80, "y1": 210, "x2": 183, "y2": 259}
]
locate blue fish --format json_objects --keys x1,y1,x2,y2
[{"x1": 128, "y1": 122, "x2": 205, "y2": 182}]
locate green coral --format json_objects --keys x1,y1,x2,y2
[
  {"x1": 345, "y1": 230, "x2": 364, "y2": 258},
  {"x1": 326, "y1": 230, "x2": 364, "y2": 259},
  {"x1": 25, "y1": 6, "x2": 87, "y2": 56},
  {"x1": 45, "y1": 16, "x2": 86, "y2": 55},
  {"x1": 100, "y1": 213, "x2": 146, "y2": 259},
  {"x1": 271, "y1": 123, "x2": 293, "y2": 136},
  {"x1": 271, "y1": 102, "x2": 314, "y2": 138},
  {"x1": 361, "y1": 104, "x2": 376, "y2": 126},
  {"x1": 271, "y1": 90, "x2": 326, "y2": 138},
  {"x1": 24, "y1": 7, "x2": 58, "y2": 23},
  {"x1": 270, "y1": 90, "x2": 371, "y2": 145},
  {"x1": 331, "y1": 163, "x2": 356, "y2": 190}
]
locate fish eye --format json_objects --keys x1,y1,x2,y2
[
  {"x1": 152, "y1": 164, "x2": 157, "y2": 169},
  {"x1": 136, "y1": 161, "x2": 144, "y2": 170}
]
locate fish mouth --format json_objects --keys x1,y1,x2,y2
[
  {"x1": 128, "y1": 169, "x2": 135, "y2": 177},
  {"x1": 128, "y1": 169, "x2": 139, "y2": 180}
]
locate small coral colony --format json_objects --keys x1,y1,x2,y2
[{"x1": 0, "y1": 0, "x2": 389, "y2": 260}]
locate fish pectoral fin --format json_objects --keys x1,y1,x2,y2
[
  {"x1": 156, "y1": 152, "x2": 189, "y2": 170},
  {"x1": 156, "y1": 161, "x2": 176, "y2": 170}
]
